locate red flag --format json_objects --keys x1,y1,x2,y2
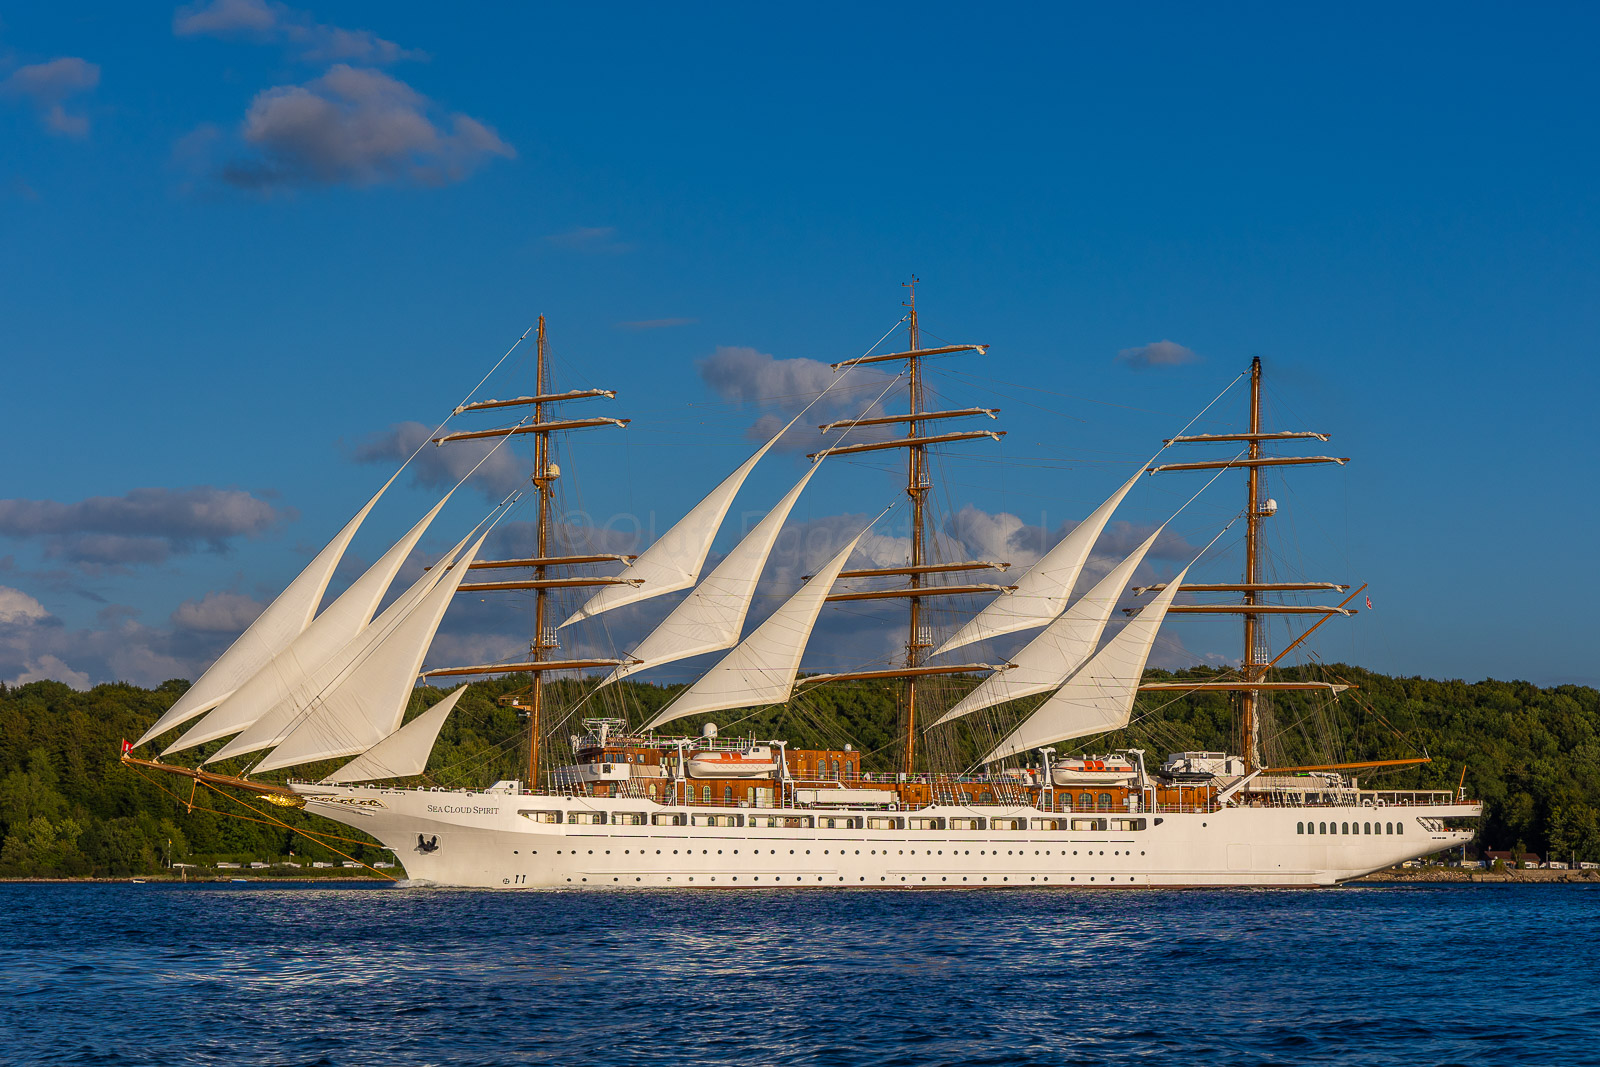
[
  {"x1": 1365, "y1": 595, "x2": 1373, "y2": 610},
  {"x1": 120, "y1": 739, "x2": 132, "y2": 755}
]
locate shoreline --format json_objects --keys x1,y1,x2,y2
[{"x1": 1355, "y1": 867, "x2": 1599, "y2": 884}]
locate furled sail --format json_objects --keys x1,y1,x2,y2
[
  {"x1": 932, "y1": 466, "x2": 1143, "y2": 658},
  {"x1": 165, "y1": 491, "x2": 454, "y2": 754},
  {"x1": 134, "y1": 476, "x2": 397, "y2": 747},
  {"x1": 319, "y1": 686, "x2": 466, "y2": 784},
  {"x1": 559, "y1": 419, "x2": 794, "y2": 628},
  {"x1": 981, "y1": 560, "x2": 1191, "y2": 764},
  {"x1": 642, "y1": 525, "x2": 868, "y2": 731},
  {"x1": 202, "y1": 525, "x2": 478, "y2": 765},
  {"x1": 251, "y1": 531, "x2": 488, "y2": 774},
  {"x1": 931, "y1": 526, "x2": 1163, "y2": 727},
  {"x1": 600, "y1": 462, "x2": 821, "y2": 687}
]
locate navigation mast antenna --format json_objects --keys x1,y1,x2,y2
[
  {"x1": 1241, "y1": 356, "x2": 1263, "y2": 770},
  {"x1": 527, "y1": 315, "x2": 553, "y2": 788},
  {"x1": 903, "y1": 277, "x2": 926, "y2": 777}
]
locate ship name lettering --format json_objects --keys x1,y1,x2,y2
[{"x1": 428, "y1": 804, "x2": 500, "y2": 815}]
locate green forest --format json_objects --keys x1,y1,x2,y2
[{"x1": 2, "y1": 664, "x2": 1597, "y2": 878}]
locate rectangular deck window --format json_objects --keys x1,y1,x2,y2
[
  {"x1": 818, "y1": 816, "x2": 863, "y2": 829},
  {"x1": 651, "y1": 812, "x2": 686, "y2": 826},
  {"x1": 1071, "y1": 818, "x2": 1108, "y2": 831},
  {"x1": 567, "y1": 811, "x2": 606, "y2": 825},
  {"x1": 991, "y1": 817, "x2": 1025, "y2": 830},
  {"x1": 1030, "y1": 818, "x2": 1067, "y2": 831},
  {"x1": 691, "y1": 814, "x2": 744, "y2": 827},
  {"x1": 867, "y1": 817, "x2": 905, "y2": 830},
  {"x1": 909, "y1": 817, "x2": 945, "y2": 830},
  {"x1": 611, "y1": 812, "x2": 647, "y2": 826},
  {"x1": 949, "y1": 817, "x2": 986, "y2": 830},
  {"x1": 750, "y1": 815, "x2": 815, "y2": 828},
  {"x1": 518, "y1": 810, "x2": 560, "y2": 823},
  {"x1": 1112, "y1": 818, "x2": 1147, "y2": 831}
]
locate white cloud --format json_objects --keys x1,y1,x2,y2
[
  {"x1": 219, "y1": 65, "x2": 513, "y2": 189},
  {"x1": 698, "y1": 346, "x2": 900, "y2": 451},
  {"x1": 170, "y1": 591, "x2": 266, "y2": 633},
  {"x1": 350, "y1": 420, "x2": 528, "y2": 501},
  {"x1": 6, "y1": 654, "x2": 90, "y2": 691},
  {"x1": 173, "y1": 0, "x2": 424, "y2": 64},
  {"x1": 0, "y1": 586, "x2": 49, "y2": 626},
  {"x1": 0, "y1": 486, "x2": 290, "y2": 569},
  {"x1": 544, "y1": 226, "x2": 632, "y2": 254},
  {"x1": 1, "y1": 57, "x2": 100, "y2": 137},
  {"x1": 1116, "y1": 340, "x2": 1201, "y2": 369}
]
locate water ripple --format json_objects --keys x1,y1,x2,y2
[{"x1": 0, "y1": 883, "x2": 1594, "y2": 1066}]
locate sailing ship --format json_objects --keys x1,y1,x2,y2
[{"x1": 123, "y1": 286, "x2": 1479, "y2": 888}]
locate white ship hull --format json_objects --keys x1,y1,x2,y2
[{"x1": 296, "y1": 784, "x2": 1479, "y2": 889}]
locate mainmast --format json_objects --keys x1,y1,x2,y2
[
  {"x1": 1143, "y1": 356, "x2": 1352, "y2": 770},
  {"x1": 806, "y1": 281, "x2": 1005, "y2": 775},
  {"x1": 425, "y1": 317, "x2": 629, "y2": 788},
  {"x1": 904, "y1": 281, "x2": 927, "y2": 776},
  {"x1": 1240, "y1": 357, "x2": 1264, "y2": 768}
]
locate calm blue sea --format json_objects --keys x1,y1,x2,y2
[{"x1": 0, "y1": 882, "x2": 1594, "y2": 1067}]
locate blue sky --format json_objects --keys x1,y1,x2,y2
[{"x1": 2, "y1": 2, "x2": 1596, "y2": 690}]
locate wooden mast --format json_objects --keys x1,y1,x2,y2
[
  {"x1": 526, "y1": 316, "x2": 551, "y2": 788},
  {"x1": 1146, "y1": 356, "x2": 1355, "y2": 771},
  {"x1": 807, "y1": 284, "x2": 999, "y2": 774},
  {"x1": 903, "y1": 278, "x2": 926, "y2": 777},
  {"x1": 1241, "y1": 356, "x2": 1263, "y2": 769},
  {"x1": 429, "y1": 318, "x2": 627, "y2": 787}
]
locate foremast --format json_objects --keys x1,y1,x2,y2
[
  {"x1": 807, "y1": 279, "x2": 1004, "y2": 775},
  {"x1": 425, "y1": 316, "x2": 629, "y2": 788}
]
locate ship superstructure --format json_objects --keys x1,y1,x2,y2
[{"x1": 123, "y1": 293, "x2": 1479, "y2": 887}]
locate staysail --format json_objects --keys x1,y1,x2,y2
[
  {"x1": 251, "y1": 531, "x2": 488, "y2": 774},
  {"x1": 320, "y1": 687, "x2": 466, "y2": 784},
  {"x1": 201, "y1": 524, "x2": 478, "y2": 764},
  {"x1": 134, "y1": 475, "x2": 397, "y2": 747},
  {"x1": 164, "y1": 491, "x2": 454, "y2": 754},
  {"x1": 931, "y1": 526, "x2": 1163, "y2": 727},
  {"x1": 932, "y1": 466, "x2": 1143, "y2": 658},
  {"x1": 600, "y1": 462, "x2": 821, "y2": 686},
  {"x1": 559, "y1": 419, "x2": 794, "y2": 628},
  {"x1": 981, "y1": 560, "x2": 1191, "y2": 764},
  {"x1": 642, "y1": 525, "x2": 869, "y2": 731}
]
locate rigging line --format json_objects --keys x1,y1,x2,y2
[
  {"x1": 402, "y1": 323, "x2": 539, "y2": 473},
  {"x1": 122, "y1": 763, "x2": 373, "y2": 848},
  {"x1": 194, "y1": 779, "x2": 400, "y2": 882}
]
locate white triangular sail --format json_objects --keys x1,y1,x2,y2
[
  {"x1": 319, "y1": 686, "x2": 466, "y2": 784},
  {"x1": 601, "y1": 463, "x2": 821, "y2": 687},
  {"x1": 165, "y1": 492, "x2": 454, "y2": 754},
  {"x1": 981, "y1": 561, "x2": 1191, "y2": 764},
  {"x1": 252, "y1": 531, "x2": 488, "y2": 774},
  {"x1": 559, "y1": 420, "x2": 793, "y2": 628},
  {"x1": 134, "y1": 476, "x2": 396, "y2": 747},
  {"x1": 931, "y1": 526, "x2": 1163, "y2": 727},
  {"x1": 933, "y1": 466, "x2": 1143, "y2": 658},
  {"x1": 202, "y1": 525, "x2": 477, "y2": 765},
  {"x1": 642, "y1": 525, "x2": 868, "y2": 731}
]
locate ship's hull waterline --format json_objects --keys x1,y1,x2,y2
[{"x1": 295, "y1": 785, "x2": 1479, "y2": 889}]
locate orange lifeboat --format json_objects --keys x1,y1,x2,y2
[{"x1": 687, "y1": 745, "x2": 778, "y2": 779}]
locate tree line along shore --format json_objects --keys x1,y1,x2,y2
[{"x1": 1, "y1": 665, "x2": 1596, "y2": 880}]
